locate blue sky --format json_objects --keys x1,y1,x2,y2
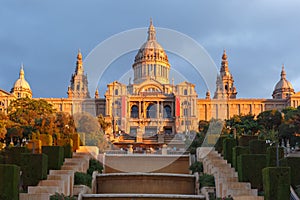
[{"x1": 1, "y1": 0, "x2": 300, "y2": 98}]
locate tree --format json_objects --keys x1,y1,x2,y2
[
  {"x1": 226, "y1": 114, "x2": 259, "y2": 136},
  {"x1": 257, "y1": 110, "x2": 282, "y2": 132},
  {"x1": 97, "y1": 114, "x2": 111, "y2": 133},
  {"x1": 55, "y1": 112, "x2": 76, "y2": 138},
  {"x1": 7, "y1": 98, "x2": 56, "y2": 138}
]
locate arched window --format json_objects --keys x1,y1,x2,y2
[
  {"x1": 146, "y1": 103, "x2": 157, "y2": 118},
  {"x1": 184, "y1": 89, "x2": 188, "y2": 95},
  {"x1": 163, "y1": 105, "x2": 172, "y2": 118},
  {"x1": 115, "y1": 89, "x2": 118, "y2": 95},
  {"x1": 130, "y1": 105, "x2": 139, "y2": 118}
]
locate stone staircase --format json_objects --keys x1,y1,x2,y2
[
  {"x1": 197, "y1": 147, "x2": 264, "y2": 200},
  {"x1": 20, "y1": 152, "x2": 91, "y2": 200}
]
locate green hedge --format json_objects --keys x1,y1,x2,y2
[
  {"x1": 4, "y1": 147, "x2": 30, "y2": 166},
  {"x1": 262, "y1": 167, "x2": 290, "y2": 200},
  {"x1": 249, "y1": 140, "x2": 267, "y2": 154},
  {"x1": 223, "y1": 138, "x2": 237, "y2": 164},
  {"x1": 42, "y1": 146, "x2": 64, "y2": 170},
  {"x1": 0, "y1": 155, "x2": 4, "y2": 164},
  {"x1": 238, "y1": 135, "x2": 258, "y2": 146},
  {"x1": 237, "y1": 154, "x2": 266, "y2": 191},
  {"x1": 20, "y1": 153, "x2": 48, "y2": 190},
  {"x1": 189, "y1": 161, "x2": 203, "y2": 174},
  {"x1": 232, "y1": 146, "x2": 249, "y2": 170},
  {"x1": 74, "y1": 172, "x2": 92, "y2": 188},
  {"x1": 266, "y1": 146, "x2": 284, "y2": 167},
  {"x1": 199, "y1": 173, "x2": 215, "y2": 187},
  {"x1": 0, "y1": 164, "x2": 20, "y2": 200},
  {"x1": 63, "y1": 144, "x2": 73, "y2": 159},
  {"x1": 280, "y1": 157, "x2": 300, "y2": 187},
  {"x1": 214, "y1": 135, "x2": 227, "y2": 154}
]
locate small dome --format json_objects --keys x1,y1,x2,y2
[
  {"x1": 274, "y1": 65, "x2": 294, "y2": 91},
  {"x1": 11, "y1": 66, "x2": 32, "y2": 98},
  {"x1": 272, "y1": 65, "x2": 295, "y2": 99}
]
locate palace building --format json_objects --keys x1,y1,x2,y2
[{"x1": 1, "y1": 20, "x2": 300, "y2": 136}]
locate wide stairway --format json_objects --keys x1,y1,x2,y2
[
  {"x1": 80, "y1": 154, "x2": 205, "y2": 200},
  {"x1": 198, "y1": 147, "x2": 264, "y2": 200}
]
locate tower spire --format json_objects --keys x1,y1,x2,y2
[
  {"x1": 76, "y1": 49, "x2": 83, "y2": 75},
  {"x1": 19, "y1": 63, "x2": 25, "y2": 79},
  {"x1": 147, "y1": 18, "x2": 156, "y2": 41},
  {"x1": 281, "y1": 64, "x2": 286, "y2": 79}
]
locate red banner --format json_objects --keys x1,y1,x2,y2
[
  {"x1": 121, "y1": 96, "x2": 126, "y2": 118},
  {"x1": 176, "y1": 97, "x2": 180, "y2": 117}
]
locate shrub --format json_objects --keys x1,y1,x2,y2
[
  {"x1": 42, "y1": 146, "x2": 64, "y2": 170},
  {"x1": 232, "y1": 146, "x2": 249, "y2": 170},
  {"x1": 0, "y1": 155, "x2": 4, "y2": 164},
  {"x1": 214, "y1": 135, "x2": 227, "y2": 154},
  {"x1": 87, "y1": 159, "x2": 103, "y2": 176},
  {"x1": 3, "y1": 147, "x2": 30, "y2": 165},
  {"x1": 50, "y1": 193, "x2": 76, "y2": 200},
  {"x1": 237, "y1": 154, "x2": 266, "y2": 191},
  {"x1": 280, "y1": 157, "x2": 300, "y2": 187},
  {"x1": 238, "y1": 135, "x2": 258, "y2": 146},
  {"x1": 189, "y1": 161, "x2": 203, "y2": 174},
  {"x1": 223, "y1": 138, "x2": 237, "y2": 164},
  {"x1": 58, "y1": 139, "x2": 73, "y2": 158},
  {"x1": 249, "y1": 140, "x2": 267, "y2": 154},
  {"x1": 40, "y1": 134, "x2": 53, "y2": 146},
  {"x1": 71, "y1": 133, "x2": 80, "y2": 152},
  {"x1": 20, "y1": 153, "x2": 48, "y2": 191},
  {"x1": 74, "y1": 172, "x2": 92, "y2": 188},
  {"x1": 266, "y1": 146, "x2": 284, "y2": 167},
  {"x1": 199, "y1": 174, "x2": 215, "y2": 187},
  {"x1": 262, "y1": 167, "x2": 290, "y2": 200},
  {"x1": 26, "y1": 139, "x2": 42, "y2": 153},
  {"x1": 0, "y1": 164, "x2": 20, "y2": 200}
]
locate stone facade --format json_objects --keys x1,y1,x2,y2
[{"x1": 1, "y1": 20, "x2": 300, "y2": 136}]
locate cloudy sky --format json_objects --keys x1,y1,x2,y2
[{"x1": 1, "y1": 0, "x2": 300, "y2": 99}]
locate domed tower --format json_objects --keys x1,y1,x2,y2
[
  {"x1": 11, "y1": 65, "x2": 32, "y2": 98},
  {"x1": 133, "y1": 19, "x2": 170, "y2": 84},
  {"x1": 214, "y1": 50, "x2": 237, "y2": 99},
  {"x1": 272, "y1": 65, "x2": 295, "y2": 99},
  {"x1": 68, "y1": 50, "x2": 90, "y2": 99}
]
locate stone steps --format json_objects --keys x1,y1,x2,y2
[
  {"x1": 20, "y1": 152, "x2": 91, "y2": 200},
  {"x1": 198, "y1": 147, "x2": 262, "y2": 199}
]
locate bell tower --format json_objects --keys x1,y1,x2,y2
[
  {"x1": 214, "y1": 50, "x2": 237, "y2": 99},
  {"x1": 68, "y1": 50, "x2": 90, "y2": 99}
]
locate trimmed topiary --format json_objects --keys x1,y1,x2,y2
[
  {"x1": 238, "y1": 135, "x2": 258, "y2": 146},
  {"x1": 71, "y1": 133, "x2": 80, "y2": 152},
  {"x1": 280, "y1": 157, "x2": 300, "y2": 187},
  {"x1": 20, "y1": 153, "x2": 48, "y2": 191},
  {"x1": 237, "y1": 154, "x2": 266, "y2": 191},
  {"x1": 214, "y1": 135, "x2": 227, "y2": 155},
  {"x1": 74, "y1": 172, "x2": 92, "y2": 188},
  {"x1": 232, "y1": 146, "x2": 249, "y2": 170},
  {"x1": 223, "y1": 138, "x2": 237, "y2": 164},
  {"x1": 189, "y1": 161, "x2": 203, "y2": 174},
  {"x1": 249, "y1": 140, "x2": 267, "y2": 154},
  {"x1": 40, "y1": 134, "x2": 53, "y2": 146},
  {"x1": 266, "y1": 146, "x2": 284, "y2": 167},
  {"x1": 0, "y1": 164, "x2": 20, "y2": 200},
  {"x1": 87, "y1": 159, "x2": 103, "y2": 176},
  {"x1": 262, "y1": 167, "x2": 290, "y2": 200},
  {"x1": 3, "y1": 147, "x2": 30, "y2": 166},
  {"x1": 42, "y1": 146, "x2": 64, "y2": 170}
]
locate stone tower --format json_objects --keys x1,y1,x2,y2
[
  {"x1": 11, "y1": 65, "x2": 32, "y2": 98},
  {"x1": 272, "y1": 65, "x2": 295, "y2": 99},
  {"x1": 68, "y1": 50, "x2": 90, "y2": 99},
  {"x1": 214, "y1": 50, "x2": 237, "y2": 99}
]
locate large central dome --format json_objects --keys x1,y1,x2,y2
[{"x1": 132, "y1": 19, "x2": 170, "y2": 84}]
